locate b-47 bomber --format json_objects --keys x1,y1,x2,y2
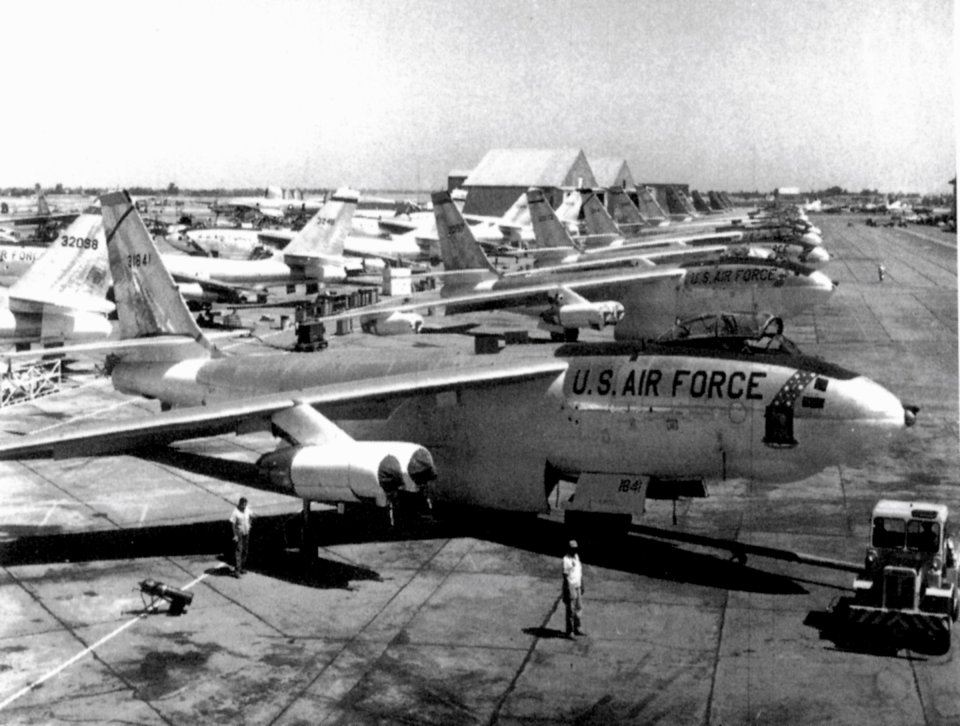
[{"x1": 0, "y1": 191, "x2": 916, "y2": 532}]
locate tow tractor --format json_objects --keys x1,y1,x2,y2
[{"x1": 838, "y1": 500, "x2": 959, "y2": 652}]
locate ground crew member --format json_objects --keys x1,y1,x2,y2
[
  {"x1": 878, "y1": 263, "x2": 886, "y2": 282},
  {"x1": 562, "y1": 539, "x2": 584, "y2": 637},
  {"x1": 229, "y1": 497, "x2": 252, "y2": 577}
]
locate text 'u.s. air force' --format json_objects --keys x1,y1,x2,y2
[{"x1": 570, "y1": 367, "x2": 766, "y2": 400}]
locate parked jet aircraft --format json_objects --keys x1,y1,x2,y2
[
  {"x1": 690, "y1": 190, "x2": 714, "y2": 215},
  {"x1": 0, "y1": 190, "x2": 914, "y2": 532},
  {"x1": 665, "y1": 186, "x2": 699, "y2": 221},
  {"x1": 0, "y1": 214, "x2": 113, "y2": 344},
  {"x1": 378, "y1": 189, "x2": 582, "y2": 261},
  {"x1": 208, "y1": 186, "x2": 323, "y2": 222},
  {"x1": 433, "y1": 192, "x2": 834, "y2": 341},
  {"x1": 0, "y1": 242, "x2": 48, "y2": 287},
  {"x1": 606, "y1": 187, "x2": 670, "y2": 231},
  {"x1": 526, "y1": 188, "x2": 743, "y2": 268},
  {"x1": 579, "y1": 193, "x2": 829, "y2": 269},
  {"x1": 0, "y1": 186, "x2": 79, "y2": 234},
  {"x1": 169, "y1": 222, "x2": 424, "y2": 267},
  {"x1": 163, "y1": 188, "x2": 371, "y2": 299}
]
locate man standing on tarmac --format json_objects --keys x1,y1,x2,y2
[
  {"x1": 562, "y1": 539, "x2": 585, "y2": 638},
  {"x1": 229, "y1": 497, "x2": 252, "y2": 578}
]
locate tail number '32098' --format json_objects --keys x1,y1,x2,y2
[
  {"x1": 127, "y1": 253, "x2": 152, "y2": 269},
  {"x1": 61, "y1": 235, "x2": 98, "y2": 250}
]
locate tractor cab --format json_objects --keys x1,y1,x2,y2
[{"x1": 866, "y1": 500, "x2": 955, "y2": 573}]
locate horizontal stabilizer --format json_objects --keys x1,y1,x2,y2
[{"x1": 8, "y1": 291, "x2": 114, "y2": 316}]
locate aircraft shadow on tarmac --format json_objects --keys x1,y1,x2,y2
[
  {"x1": 1, "y1": 447, "x2": 807, "y2": 595},
  {"x1": 463, "y1": 515, "x2": 808, "y2": 596}
]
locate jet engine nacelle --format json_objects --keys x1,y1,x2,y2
[
  {"x1": 363, "y1": 310, "x2": 424, "y2": 335},
  {"x1": 547, "y1": 301, "x2": 626, "y2": 330},
  {"x1": 256, "y1": 441, "x2": 437, "y2": 507},
  {"x1": 176, "y1": 282, "x2": 222, "y2": 304}
]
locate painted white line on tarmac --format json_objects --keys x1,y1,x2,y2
[{"x1": 0, "y1": 572, "x2": 209, "y2": 712}]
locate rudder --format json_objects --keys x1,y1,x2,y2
[
  {"x1": 432, "y1": 191, "x2": 498, "y2": 272},
  {"x1": 527, "y1": 188, "x2": 577, "y2": 250},
  {"x1": 282, "y1": 187, "x2": 358, "y2": 264},
  {"x1": 100, "y1": 190, "x2": 213, "y2": 351}
]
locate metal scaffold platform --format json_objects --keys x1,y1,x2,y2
[{"x1": 1, "y1": 358, "x2": 62, "y2": 407}]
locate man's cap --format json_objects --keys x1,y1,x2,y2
[{"x1": 568, "y1": 539, "x2": 578, "y2": 550}]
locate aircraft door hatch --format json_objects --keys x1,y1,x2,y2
[{"x1": 763, "y1": 404, "x2": 797, "y2": 448}]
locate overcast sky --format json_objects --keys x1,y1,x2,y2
[{"x1": 3, "y1": 0, "x2": 954, "y2": 193}]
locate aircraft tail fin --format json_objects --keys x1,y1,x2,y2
[
  {"x1": 451, "y1": 188, "x2": 468, "y2": 212},
  {"x1": 636, "y1": 186, "x2": 669, "y2": 222},
  {"x1": 581, "y1": 192, "x2": 621, "y2": 237},
  {"x1": 9, "y1": 213, "x2": 112, "y2": 314},
  {"x1": 665, "y1": 186, "x2": 698, "y2": 217},
  {"x1": 100, "y1": 190, "x2": 217, "y2": 357},
  {"x1": 282, "y1": 187, "x2": 358, "y2": 263},
  {"x1": 432, "y1": 191, "x2": 498, "y2": 273},
  {"x1": 691, "y1": 190, "x2": 712, "y2": 214},
  {"x1": 554, "y1": 190, "x2": 583, "y2": 228},
  {"x1": 608, "y1": 188, "x2": 645, "y2": 228},
  {"x1": 527, "y1": 188, "x2": 578, "y2": 250},
  {"x1": 500, "y1": 192, "x2": 531, "y2": 228}
]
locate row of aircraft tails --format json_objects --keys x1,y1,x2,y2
[
  {"x1": 0, "y1": 179, "x2": 837, "y2": 349},
  {"x1": 0, "y1": 190, "x2": 913, "y2": 532}
]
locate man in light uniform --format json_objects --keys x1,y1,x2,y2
[
  {"x1": 562, "y1": 539, "x2": 585, "y2": 637},
  {"x1": 229, "y1": 497, "x2": 252, "y2": 578}
]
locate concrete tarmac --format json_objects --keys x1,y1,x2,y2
[{"x1": 0, "y1": 214, "x2": 956, "y2": 725}]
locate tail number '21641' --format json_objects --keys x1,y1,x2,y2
[{"x1": 127, "y1": 253, "x2": 152, "y2": 269}]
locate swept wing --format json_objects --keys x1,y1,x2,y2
[{"x1": 0, "y1": 359, "x2": 568, "y2": 460}]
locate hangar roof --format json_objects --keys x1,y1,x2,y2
[
  {"x1": 464, "y1": 148, "x2": 597, "y2": 188},
  {"x1": 589, "y1": 157, "x2": 636, "y2": 189}
]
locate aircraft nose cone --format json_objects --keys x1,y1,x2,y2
[
  {"x1": 833, "y1": 376, "x2": 909, "y2": 428},
  {"x1": 808, "y1": 270, "x2": 836, "y2": 297},
  {"x1": 805, "y1": 247, "x2": 830, "y2": 266}
]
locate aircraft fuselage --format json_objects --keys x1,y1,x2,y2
[
  {"x1": 441, "y1": 258, "x2": 834, "y2": 340},
  {"x1": 111, "y1": 342, "x2": 907, "y2": 512}
]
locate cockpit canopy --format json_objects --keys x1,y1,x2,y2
[{"x1": 655, "y1": 312, "x2": 800, "y2": 355}]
